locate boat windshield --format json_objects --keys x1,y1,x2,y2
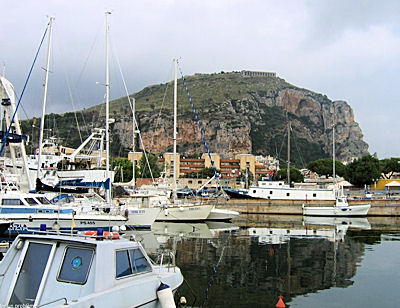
[
  {"x1": 24, "y1": 198, "x2": 39, "y2": 205},
  {"x1": 9, "y1": 242, "x2": 53, "y2": 306},
  {"x1": 36, "y1": 197, "x2": 52, "y2": 205}
]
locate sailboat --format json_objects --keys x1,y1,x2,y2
[
  {"x1": 0, "y1": 18, "x2": 129, "y2": 234},
  {"x1": 302, "y1": 123, "x2": 371, "y2": 216},
  {"x1": 152, "y1": 59, "x2": 214, "y2": 221},
  {"x1": 0, "y1": 14, "x2": 184, "y2": 308}
]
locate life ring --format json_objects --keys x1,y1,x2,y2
[{"x1": 84, "y1": 231, "x2": 120, "y2": 239}]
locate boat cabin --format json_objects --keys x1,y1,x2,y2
[
  {"x1": 0, "y1": 232, "x2": 183, "y2": 307},
  {"x1": 0, "y1": 192, "x2": 73, "y2": 215}
]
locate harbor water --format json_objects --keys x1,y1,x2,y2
[
  {"x1": 2, "y1": 214, "x2": 400, "y2": 307},
  {"x1": 142, "y1": 215, "x2": 399, "y2": 307}
]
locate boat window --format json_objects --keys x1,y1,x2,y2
[
  {"x1": 116, "y1": 250, "x2": 132, "y2": 278},
  {"x1": 2, "y1": 198, "x2": 24, "y2": 206},
  {"x1": 269, "y1": 191, "x2": 273, "y2": 195},
  {"x1": 129, "y1": 249, "x2": 151, "y2": 274},
  {"x1": 286, "y1": 193, "x2": 290, "y2": 197},
  {"x1": 36, "y1": 197, "x2": 52, "y2": 204},
  {"x1": 25, "y1": 198, "x2": 39, "y2": 205},
  {"x1": 9, "y1": 242, "x2": 53, "y2": 306},
  {"x1": 58, "y1": 246, "x2": 94, "y2": 284},
  {"x1": 313, "y1": 193, "x2": 317, "y2": 197}
]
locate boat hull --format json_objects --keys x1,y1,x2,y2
[
  {"x1": 156, "y1": 204, "x2": 214, "y2": 222},
  {"x1": 0, "y1": 213, "x2": 127, "y2": 234},
  {"x1": 124, "y1": 207, "x2": 161, "y2": 229},
  {"x1": 206, "y1": 208, "x2": 239, "y2": 221},
  {"x1": 302, "y1": 204, "x2": 371, "y2": 216}
]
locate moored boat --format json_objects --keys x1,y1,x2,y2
[
  {"x1": 206, "y1": 208, "x2": 239, "y2": 221},
  {"x1": 302, "y1": 196, "x2": 371, "y2": 217},
  {"x1": 0, "y1": 230, "x2": 183, "y2": 307},
  {"x1": 0, "y1": 190, "x2": 127, "y2": 234}
]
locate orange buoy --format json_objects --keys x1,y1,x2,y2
[{"x1": 276, "y1": 295, "x2": 285, "y2": 308}]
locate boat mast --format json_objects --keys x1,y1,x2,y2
[
  {"x1": 132, "y1": 97, "x2": 136, "y2": 188},
  {"x1": 332, "y1": 122, "x2": 336, "y2": 194},
  {"x1": 105, "y1": 11, "x2": 111, "y2": 203},
  {"x1": 287, "y1": 121, "x2": 291, "y2": 185},
  {"x1": 172, "y1": 59, "x2": 178, "y2": 201},
  {"x1": 36, "y1": 16, "x2": 54, "y2": 181}
]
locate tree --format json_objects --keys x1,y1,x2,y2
[
  {"x1": 112, "y1": 158, "x2": 140, "y2": 183},
  {"x1": 183, "y1": 167, "x2": 220, "y2": 179},
  {"x1": 307, "y1": 158, "x2": 346, "y2": 177},
  {"x1": 380, "y1": 158, "x2": 400, "y2": 179},
  {"x1": 277, "y1": 168, "x2": 304, "y2": 183},
  {"x1": 138, "y1": 153, "x2": 161, "y2": 178},
  {"x1": 344, "y1": 155, "x2": 381, "y2": 187}
]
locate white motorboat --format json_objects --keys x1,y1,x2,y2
[
  {"x1": 0, "y1": 230, "x2": 183, "y2": 307},
  {"x1": 0, "y1": 190, "x2": 127, "y2": 234},
  {"x1": 247, "y1": 180, "x2": 336, "y2": 201},
  {"x1": 302, "y1": 196, "x2": 371, "y2": 217}
]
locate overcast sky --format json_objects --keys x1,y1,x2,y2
[{"x1": 1, "y1": 0, "x2": 399, "y2": 159}]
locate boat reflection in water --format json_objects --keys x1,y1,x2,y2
[{"x1": 144, "y1": 215, "x2": 380, "y2": 307}]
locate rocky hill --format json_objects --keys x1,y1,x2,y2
[{"x1": 22, "y1": 71, "x2": 369, "y2": 166}]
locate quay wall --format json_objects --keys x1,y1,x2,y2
[{"x1": 216, "y1": 198, "x2": 400, "y2": 216}]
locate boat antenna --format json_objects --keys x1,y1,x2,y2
[{"x1": 37, "y1": 16, "x2": 55, "y2": 181}]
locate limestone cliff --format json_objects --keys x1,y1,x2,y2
[
  {"x1": 109, "y1": 71, "x2": 368, "y2": 164},
  {"x1": 25, "y1": 71, "x2": 368, "y2": 165}
]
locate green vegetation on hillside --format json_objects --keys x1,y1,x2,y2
[{"x1": 19, "y1": 71, "x2": 361, "y2": 166}]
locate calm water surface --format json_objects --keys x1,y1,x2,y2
[
  {"x1": 140, "y1": 215, "x2": 400, "y2": 308},
  {"x1": 2, "y1": 215, "x2": 399, "y2": 307}
]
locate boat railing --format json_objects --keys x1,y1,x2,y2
[
  {"x1": 155, "y1": 250, "x2": 177, "y2": 272},
  {"x1": 37, "y1": 297, "x2": 68, "y2": 307}
]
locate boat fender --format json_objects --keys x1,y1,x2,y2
[
  {"x1": 124, "y1": 209, "x2": 129, "y2": 218},
  {"x1": 179, "y1": 296, "x2": 187, "y2": 307},
  {"x1": 164, "y1": 209, "x2": 169, "y2": 216},
  {"x1": 157, "y1": 283, "x2": 176, "y2": 308},
  {"x1": 179, "y1": 207, "x2": 184, "y2": 212}
]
